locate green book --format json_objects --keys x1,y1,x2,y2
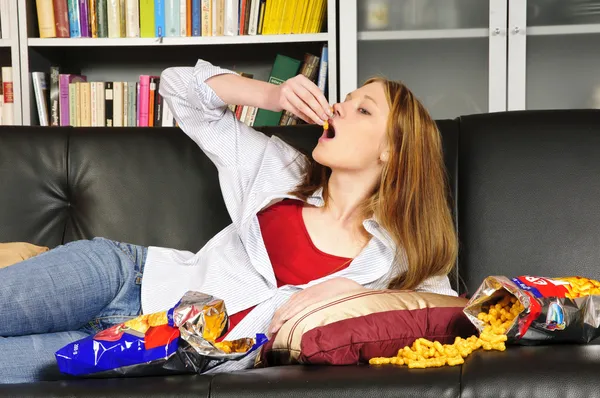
[
  {"x1": 139, "y1": 0, "x2": 156, "y2": 38},
  {"x1": 253, "y1": 54, "x2": 302, "y2": 127}
]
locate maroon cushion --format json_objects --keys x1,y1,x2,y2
[{"x1": 255, "y1": 290, "x2": 476, "y2": 367}]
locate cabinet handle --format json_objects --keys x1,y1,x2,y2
[
  {"x1": 512, "y1": 26, "x2": 524, "y2": 35},
  {"x1": 491, "y1": 27, "x2": 505, "y2": 36}
]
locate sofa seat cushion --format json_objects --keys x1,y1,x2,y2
[
  {"x1": 461, "y1": 344, "x2": 600, "y2": 397},
  {"x1": 211, "y1": 364, "x2": 461, "y2": 398},
  {"x1": 0, "y1": 374, "x2": 212, "y2": 397}
]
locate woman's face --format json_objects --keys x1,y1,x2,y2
[{"x1": 312, "y1": 81, "x2": 391, "y2": 173}]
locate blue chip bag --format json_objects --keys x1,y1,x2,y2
[{"x1": 55, "y1": 291, "x2": 268, "y2": 377}]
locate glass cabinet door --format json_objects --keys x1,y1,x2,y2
[
  {"x1": 339, "y1": 0, "x2": 508, "y2": 120},
  {"x1": 508, "y1": 0, "x2": 600, "y2": 110}
]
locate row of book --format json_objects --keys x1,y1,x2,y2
[
  {"x1": 32, "y1": 45, "x2": 328, "y2": 127},
  {"x1": 0, "y1": 66, "x2": 14, "y2": 125},
  {"x1": 32, "y1": 68, "x2": 176, "y2": 127},
  {"x1": 35, "y1": 0, "x2": 327, "y2": 39}
]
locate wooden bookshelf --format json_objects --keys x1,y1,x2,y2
[{"x1": 17, "y1": 0, "x2": 338, "y2": 127}]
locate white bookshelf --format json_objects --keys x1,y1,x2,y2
[
  {"x1": 28, "y1": 33, "x2": 331, "y2": 47},
  {"x1": 18, "y1": 0, "x2": 338, "y2": 126},
  {"x1": 1, "y1": 0, "x2": 21, "y2": 125}
]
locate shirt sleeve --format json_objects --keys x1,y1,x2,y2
[
  {"x1": 415, "y1": 274, "x2": 459, "y2": 297},
  {"x1": 159, "y1": 59, "x2": 271, "y2": 226}
]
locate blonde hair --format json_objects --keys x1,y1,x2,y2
[{"x1": 290, "y1": 77, "x2": 457, "y2": 290}]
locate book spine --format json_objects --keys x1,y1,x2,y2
[
  {"x1": 223, "y1": 0, "x2": 237, "y2": 36},
  {"x1": 96, "y1": 0, "x2": 108, "y2": 37},
  {"x1": 80, "y1": 82, "x2": 91, "y2": 126},
  {"x1": 139, "y1": 0, "x2": 154, "y2": 37},
  {"x1": 104, "y1": 82, "x2": 113, "y2": 126},
  {"x1": 78, "y1": 0, "x2": 90, "y2": 36},
  {"x1": 200, "y1": 0, "x2": 210, "y2": 36},
  {"x1": 125, "y1": 0, "x2": 140, "y2": 37},
  {"x1": 247, "y1": 0, "x2": 258, "y2": 35},
  {"x1": 90, "y1": 82, "x2": 97, "y2": 126},
  {"x1": 139, "y1": 75, "x2": 150, "y2": 126},
  {"x1": 155, "y1": 0, "x2": 165, "y2": 37},
  {"x1": 96, "y1": 82, "x2": 105, "y2": 126},
  {"x1": 37, "y1": 0, "x2": 57, "y2": 38},
  {"x1": 317, "y1": 44, "x2": 328, "y2": 92},
  {"x1": 32, "y1": 72, "x2": 49, "y2": 126},
  {"x1": 68, "y1": 83, "x2": 76, "y2": 126},
  {"x1": 113, "y1": 81, "x2": 123, "y2": 126},
  {"x1": 123, "y1": 82, "x2": 128, "y2": 126},
  {"x1": 67, "y1": 0, "x2": 81, "y2": 37},
  {"x1": 53, "y1": 0, "x2": 71, "y2": 37},
  {"x1": 107, "y1": 0, "x2": 121, "y2": 37},
  {"x1": 128, "y1": 82, "x2": 137, "y2": 126},
  {"x1": 1, "y1": 67, "x2": 13, "y2": 125},
  {"x1": 164, "y1": 0, "x2": 179, "y2": 36},
  {"x1": 179, "y1": 0, "x2": 187, "y2": 36},
  {"x1": 59, "y1": 75, "x2": 70, "y2": 126},
  {"x1": 191, "y1": 0, "x2": 201, "y2": 36},
  {"x1": 49, "y1": 67, "x2": 60, "y2": 126},
  {"x1": 88, "y1": 0, "x2": 98, "y2": 37}
]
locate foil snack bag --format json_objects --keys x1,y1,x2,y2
[
  {"x1": 464, "y1": 275, "x2": 600, "y2": 344},
  {"x1": 55, "y1": 291, "x2": 268, "y2": 377}
]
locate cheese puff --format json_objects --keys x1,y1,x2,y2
[
  {"x1": 390, "y1": 357, "x2": 404, "y2": 366},
  {"x1": 369, "y1": 357, "x2": 391, "y2": 365},
  {"x1": 447, "y1": 356, "x2": 464, "y2": 366},
  {"x1": 492, "y1": 342, "x2": 506, "y2": 351},
  {"x1": 408, "y1": 360, "x2": 427, "y2": 369},
  {"x1": 434, "y1": 341, "x2": 445, "y2": 355},
  {"x1": 418, "y1": 338, "x2": 434, "y2": 348},
  {"x1": 147, "y1": 311, "x2": 168, "y2": 327}
]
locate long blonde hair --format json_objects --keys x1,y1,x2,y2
[{"x1": 290, "y1": 77, "x2": 458, "y2": 290}]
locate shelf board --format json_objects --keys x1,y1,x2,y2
[
  {"x1": 0, "y1": 38, "x2": 13, "y2": 48},
  {"x1": 358, "y1": 28, "x2": 488, "y2": 41},
  {"x1": 528, "y1": 24, "x2": 600, "y2": 36},
  {"x1": 28, "y1": 33, "x2": 330, "y2": 47}
]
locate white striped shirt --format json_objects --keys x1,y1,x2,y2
[{"x1": 142, "y1": 59, "x2": 457, "y2": 373}]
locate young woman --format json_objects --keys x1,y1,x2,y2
[{"x1": 0, "y1": 59, "x2": 458, "y2": 384}]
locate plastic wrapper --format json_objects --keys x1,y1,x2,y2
[
  {"x1": 464, "y1": 275, "x2": 600, "y2": 344},
  {"x1": 55, "y1": 291, "x2": 268, "y2": 377}
]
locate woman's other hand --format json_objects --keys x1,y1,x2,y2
[
  {"x1": 267, "y1": 277, "x2": 366, "y2": 335},
  {"x1": 276, "y1": 74, "x2": 332, "y2": 126}
]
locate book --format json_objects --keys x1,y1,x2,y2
[
  {"x1": 37, "y1": 0, "x2": 57, "y2": 37},
  {"x1": 32, "y1": 72, "x2": 50, "y2": 126},
  {"x1": 253, "y1": 54, "x2": 302, "y2": 127},
  {"x1": 1, "y1": 67, "x2": 13, "y2": 125},
  {"x1": 49, "y1": 66, "x2": 60, "y2": 126},
  {"x1": 59, "y1": 74, "x2": 87, "y2": 126}
]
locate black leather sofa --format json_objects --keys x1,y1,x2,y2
[{"x1": 2, "y1": 109, "x2": 600, "y2": 397}]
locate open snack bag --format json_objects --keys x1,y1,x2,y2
[
  {"x1": 369, "y1": 275, "x2": 600, "y2": 369},
  {"x1": 55, "y1": 291, "x2": 268, "y2": 377}
]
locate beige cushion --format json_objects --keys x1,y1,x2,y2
[
  {"x1": 0, "y1": 242, "x2": 49, "y2": 269},
  {"x1": 255, "y1": 289, "x2": 474, "y2": 367}
]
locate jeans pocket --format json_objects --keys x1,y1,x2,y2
[
  {"x1": 105, "y1": 239, "x2": 147, "y2": 285},
  {"x1": 81, "y1": 315, "x2": 139, "y2": 334}
]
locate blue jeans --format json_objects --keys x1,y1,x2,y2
[{"x1": 0, "y1": 237, "x2": 147, "y2": 384}]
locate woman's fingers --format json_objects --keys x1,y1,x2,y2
[
  {"x1": 298, "y1": 76, "x2": 331, "y2": 118},
  {"x1": 281, "y1": 99, "x2": 313, "y2": 125},
  {"x1": 281, "y1": 75, "x2": 331, "y2": 125},
  {"x1": 285, "y1": 92, "x2": 325, "y2": 125}
]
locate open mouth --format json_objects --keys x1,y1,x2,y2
[{"x1": 323, "y1": 121, "x2": 336, "y2": 139}]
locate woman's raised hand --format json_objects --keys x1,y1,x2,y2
[{"x1": 276, "y1": 74, "x2": 332, "y2": 126}]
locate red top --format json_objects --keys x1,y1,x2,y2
[{"x1": 216, "y1": 199, "x2": 352, "y2": 341}]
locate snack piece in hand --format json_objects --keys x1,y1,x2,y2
[
  {"x1": 369, "y1": 291, "x2": 522, "y2": 369},
  {"x1": 323, "y1": 120, "x2": 329, "y2": 131}
]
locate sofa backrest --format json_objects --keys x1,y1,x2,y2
[
  {"x1": 456, "y1": 109, "x2": 600, "y2": 296},
  {"x1": 10, "y1": 110, "x2": 600, "y2": 297}
]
